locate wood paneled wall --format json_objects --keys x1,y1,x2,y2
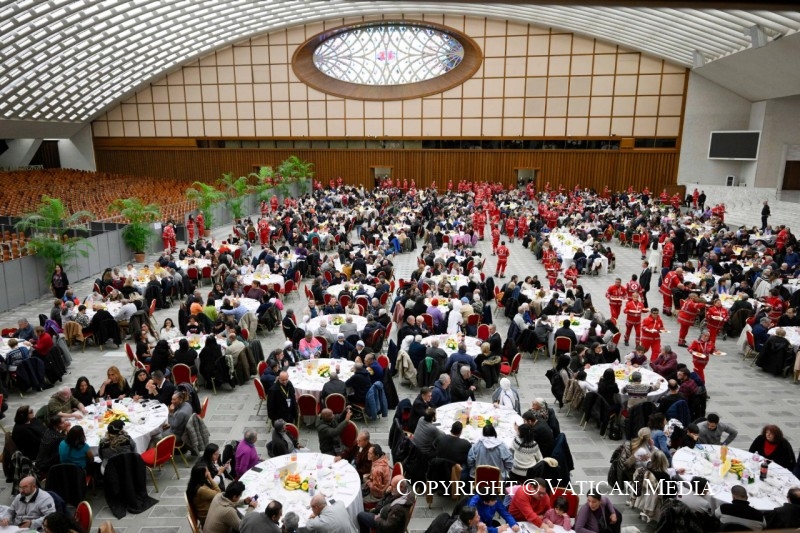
[{"x1": 95, "y1": 146, "x2": 679, "y2": 192}]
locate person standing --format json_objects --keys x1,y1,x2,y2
[
  {"x1": 623, "y1": 292, "x2": 644, "y2": 347},
  {"x1": 639, "y1": 261, "x2": 652, "y2": 307},
  {"x1": 761, "y1": 200, "x2": 771, "y2": 231},
  {"x1": 704, "y1": 298, "x2": 728, "y2": 349},
  {"x1": 687, "y1": 331, "x2": 714, "y2": 382},
  {"x1": 495, "y1": 241, "x2": 510, "y2": 278},
  {"x1": 266, "y1": 372, "x2": 298, "y2": 426},
  {"x1": 676, "y1": 293, "x2": 705, "y2": 347},
  {"x1": 640, "y1": 308, "x2": 665, "y2": 363},
  {"x1": 605, "y1": 278, "x2": 626, "y2": 321}
]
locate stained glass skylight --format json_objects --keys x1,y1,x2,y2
[{"x1": 313, "y1": 24, "x2": 465, "y2": 86}]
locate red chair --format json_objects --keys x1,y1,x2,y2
[
  {"x1": 285, "y1": 423, "x2": 300, "y2": 441},
  {"x1": 253, "y1": 378, "x2": 267, "y2": 416},
  {"x1": 74, "y1": 501, "x2": 93, "y2": 532},
  {"x1": 349, "y1": 401, "x2": 369, "y2": 426},
  {"x1": 257, "y1": 361, "x2": 267, "y2": 376},
  {"x1": 554, "y1": 336, "x2": 572, "y2": 357},
  {"x1": 474, "y1": 465, "x2": 501, "y2": 491},
  {"x1": 315, "y1": 336, "x2": 329, "y2": 356},
  {"x1": 149, "y1": 299, "x2": 156, "y2": 317},
  {"x1": 324, "y1": 393, "x2": 347, "y2": 415},
  {"x1": 297, "y1": 394, "x2": 320, "y2": 426},
  {"x1": 339, "y1": 294, "x2": 351, "y2": 309},
  {"x1": 377, "y1": 354, "x2": 390, "y2": 370},
  {"x1": 199, "y1": 397, "x2": 209, "y2": 419},
  {"x1": 201, "y1": 266, "x2": 212, "y2": 285},
  {"x1": 745, "y1": 330, "x2": 757, "y2": 362},
  {"x1": 140, "y1": 434, "x2": 180, "y2": 492},
  {"x1": 104, "y1": 285, "x2": 115, "y2": 296},
  {"x1": 282, "y1": 279, "x2": 295, "y2": 300},
  {"x1": 494, "y1": 287, "x2": 506, "y2": 316},
  {"x1": 466, "y1": 313, "x2": 481, "y2": 329},
  {"x1": 324, "y1": 271, "x2": 332, "y2": 283},
  {"x1": 379, "y1": 292, "x2": 389, "y2": 308},
  {"x1": 172, "y1": 363, "x2": 197, "y2": 389},
  {"x1": 241, "y1": 328, "x2": 249, "y2": 341},
  {"x1": 392, "y1": 462, "x2": 404, "y2": 478},
  {"x1": 355, "y1": 296, "x2": 370, "y2": 311},
  {"x1": 421, "y1": 313, "x2": 433, "y2": 331},
  {"x1": 611, "y1": 331, "x2": 621, "y2": 346},
  {"x1": 476, "y1": 324, "x2": 490, "y2": 341},
  {"x1": 551, "y1": 487, "x2": 580, "y2": 518},
  {"x1": 499, "y1": 353, "x2": 522, "y2": 387},
  {"x1": 340, "y1": 420, "x2": 358, "y2": 449}
]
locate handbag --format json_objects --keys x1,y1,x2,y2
[{"x1": 598, "y1": 509, "x2": 615, "y2": 533}]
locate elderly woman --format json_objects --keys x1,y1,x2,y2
[
  {"x1": 11, "y1": 405, "x2": 45, "y2": 459},
  {"x1": 362, "y1": 444, "x2": 391, "y2": 503},
  {"x1": 98, "y1": 419, "x2": 135, "y2": 470},
  {"x1": 492, "y1": 377, "x2": 521, "y2": 414},
  {"x1": 749, "y1": 424, "x2": 796, "y2": 470},
  {"x1": 756, "y1": 327, "x2": 795, "y2": 376}
]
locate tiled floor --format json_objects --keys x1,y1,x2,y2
[{"x1": 1, "y1": 213, "x2": 796, "y2": 533}]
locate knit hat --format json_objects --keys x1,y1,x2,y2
[
  {"x1": 108, "y1": 420, "x2": 125, "y2": 435},
  {"x1": 431, "y1": 298, "x2": 439, "y2": 306}
]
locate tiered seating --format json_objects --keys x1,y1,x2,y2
[
  {"x1": 0, "y1": 229, "x2": 27, "y2": 262},
  {"x1": 0, "y1": 168, "x2": 207, "y2": 223}
]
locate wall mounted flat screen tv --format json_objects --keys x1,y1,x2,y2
[{"x1": 708, "y1": 130, "x2": 760, "y2": 160}]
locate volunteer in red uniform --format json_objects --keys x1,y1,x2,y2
[
  {"x1": 687, "y1": 331, "x2": 714, "y2": 382},
  {"x1": 638, "y1": 228, "x2": 649, "y2": 259},
  {"x1": 641, "y1": 308, "x2": 665, "y2": 362},
  {"x1": 162, "y1": 223, "x2": 175, "y2": 252},
  {"x1": 196, "y1": 212, "x2": 205, "y2": 237},
  {"x1": 659, "y1": 189, "x2": 668, "y2": 204},
  {"x1": 625, "y1": 275, "x2": 641, "y2": 299},
  {"x1": 258, "y1": 217, "x2": 270, "y2": 246},
  {"x1": 260, "y1": 200, "x2": 269, "y2": 217},
  {"x1": 692, "y1": 188, "x2": 699, "y2": 208},
  {"x1": 602, "y1": 185, "x2": 610, "y2": 199},
  {"x1": 517, "y1": 215, "x2": 527, "y2": 240},
  {"x1": 670, "y1": 193, "x2": 681, "y2": 210},
  {"x1": 704, "y1": 298, "x2": 729, "y2": 349},
  {"x1": 270, "y1": 194, "x2": 279, "y2": 212},
  {"x1": 491, "y1": 226, "x2": 501, "y2": 255},
  {"x1": 546, "y1": 210, "x2": 559, "y2": 229},
  {"x1": 337, "y1": 176, "x2": 343, "y2": 188},
  {"x1": 776, "y1": 226, "x2": 789, "y2": 252},
  {"x1": 186, "y1": 214, "x2": 195, "y2": 243},
  {"x1": 605, "y1": 278, "x2": 626, "y2": 321},
  {"x1": 623, "y1": 292, "x2": 645, "y2": 346},
  {"x1": 448, "y1": 180, "x2": 453, "y2": 192},
  {"x1": 677, "y1": 293, "x2": 706, "y2": 347},
  {"x1": 659, "y1": 268, "x2": 684, "y2": 316},
  {"x1": 545, "y1": 258, "x2": 559, "y2": 289},
  {"x1": 661, "y1": 238, "x2": 675, "y2": 269},
  {"x1": 563, "y1": 263, "x2": 579, "y2": 285},
  {"x1": 505, "y1": 217, "x2": 516, "y2": 243},
  {"x1": 495, "y1": 241, "x2": 510, "y2": 278}
]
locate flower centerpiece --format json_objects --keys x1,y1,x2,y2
[
  {"x1": 614, "y1": 369, "x2": 626, "y2": 380},
  {"x1": 331, "y1": 315, "x2": 345, "y2": 326},
  {"x1": 445, "y1": 338, "x2": 458, "y2": 350},
  {"x1": 283, "y1": 473, "x2": 309, "y2": 491},
  {"x1": 318, "y1": 364, "x2": 331, "y2": 378},
  {"x1": 473, "y1": 415, "x2": 498, "y2": 428},
  {"x1": 101, "y1": 409, "x2": 131, "y2": 425}
]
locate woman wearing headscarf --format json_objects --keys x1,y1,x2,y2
[{"x1": 492, "y1": 377, "x2": 521, "y2": 414}]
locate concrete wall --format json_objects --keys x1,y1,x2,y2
[
  {"x1": 756, "y1": 96, "x2": 800, "y2": 189},
  {"x1": 57, "y1": 124, "x2": 96, "y2": 171},
  {"x1": 678, "y1": 72, "x2": 751, "y2": 187}
]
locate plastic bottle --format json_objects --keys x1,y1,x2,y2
[
  {"x1": 760, "y1": 460, "x2": 769, "y2": 481},
  {"x1": 316, "y1": 455, "x2": 323, "y2": 472},
  {"x1": 291, "y1": 450, "x2": 298, "y2": 463},
  {"x1": 308, "y1": 476, "x2": 316, "y2": 497},
  {"x1": 273, "y1": 470, "x2": 280, "y2": 487}
]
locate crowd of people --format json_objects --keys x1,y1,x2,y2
[{"x1": 2, "y1": 179, "x2": 800, "y2": 533}]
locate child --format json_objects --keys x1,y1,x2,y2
[{"x1": 543, "y1": 495, "x2": 573, "y2": 530}]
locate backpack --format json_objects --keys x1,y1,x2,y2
[
  {"x1": 222, "y1": 440, "x2": 239, "y2": 478},
  {"x1": 606, "y1": 415, "x2": 623, "y2": 440}
]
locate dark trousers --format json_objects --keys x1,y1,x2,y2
[{"x1": 357, "y1": 511, "x2": 378, "y2": 533}]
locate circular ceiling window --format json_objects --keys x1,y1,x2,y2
[{"x1": 293, "y1": 21, "x2": 482, "y2": 101}]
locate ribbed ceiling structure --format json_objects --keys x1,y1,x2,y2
[{"x1": 1, "y1": 0, "x2": 799, "y2": 124}]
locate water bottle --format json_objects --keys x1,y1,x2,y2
[
  {"x1": 273, "y1": 470, "x2": 280, "y2": 487},
  {"x1": 316, "y1": 456, "x2": 323, "y2": 473},
  {"x1": 291, "y1": 450, "x2": 298, "y2": 463},
  {"x1": 760, "y1": 460, "x2": 769, "y2": 481},
  {"x1": 308, "y1": 476, "x2": 316, "y2": 497}
]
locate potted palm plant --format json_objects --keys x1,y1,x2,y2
[
  {"x1": 278, "y1": 155, "x2": 315, "y2": 195},
  {"x1": 15, "y1": 195, "x2": 93, "y2": 282},
  {"x1": 109, "y1": 198, "x2": 161, "y2": 263},
  {"x1": 218, "y1": 172, "x2": 250, "y2": 220},
  {"x1": 249, "y1": 166, "x2": 276, "y2": 201},
  {"x1": 185, "y1": 181, "x2": 225, "y2": 234}
]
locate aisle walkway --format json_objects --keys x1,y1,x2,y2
[{"x1": 0, "y1": 217, "x2": 796, "y2": 533}]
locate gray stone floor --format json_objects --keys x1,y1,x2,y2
[{"x1": 1, "y1": 213, "x2": 796, "y2": 533}]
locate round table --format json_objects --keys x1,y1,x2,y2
[
  {"x1": 673, "y1": 445, "x2": 800, "y2": 511},
  {"x1": 548, "y1": 315, "x2": 592, "y2": 354},
  {"x1": 237, "y1": 452, "x2": 363, "y2": 527},
  {"x1": 548, "y1": 231, "x2": 607, "y2": 275},
  {"x1": 287, "y1": 359, "x2": 355, "y2": 400},
  {"x1": 326, "y1": 284, "x2": 376, "y2": 298},
  {"x1": 79, "y1": 399, "x2": 168, "y2": 453},
  {"x1": 167, "y1": 334, "x2": 226, "y2": 353},
  {"x1": 176, "y1": 258, "x2": 211, "y2": 272},
  {"x1": 215, "y1": 297, "x2": 260, "y2": 314},
  {"x1": 420, "y1": 334, "x2": 483, "y2": 358},
  {"x1": 240, "y1": 272, "x2": 284, "y2": 290},
  {"x1": 306, "y1": 315, "x2": 368, "y2": 337},
  {"x1": 428, "y1": 274, "x2": 471, "y2": 292},
  {"x1": 434, "y1": 401, "x2": 523, "y2": 448},
  {"x1": 584, "y1": 363, "x2": 668, "y2": 403},
  {"x1": 84, "y1": 301, "x2": 123, "y2": 321}
]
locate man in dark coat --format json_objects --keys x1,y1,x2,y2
[
  {"x1": 266, "y1": 371, "x2": 297, "y2": 425},
  {"x1": 639, "y1": 261, "x2": 653, "y2": 307},
  {"x1": 766, "y1": 488, "x2": 800, "y2": 528}
]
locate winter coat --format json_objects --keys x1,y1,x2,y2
[
  {"x1": 467, "y1": 436, "x2": 513, "y2": 478},
  {"x1": 365, "y1": 381, "x2": 388, "y2": 421}
]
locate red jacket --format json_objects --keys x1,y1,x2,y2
[
  {"x1": 624, "y1": 300, "x2": 645, "y2": 324},
  {"x1": 32, "y1": 332, "x2": 53, "y2": 355},
  {"x1": 641, "y1": 315, "x2": 664, "y2": 342},
  {"x1": 496, "y1": 245, "x2": 510, "y2": 261},
  {"x1": 677, "y1": 299, "x2": 706, "y2": 326},
  {"x1": 509, "y1": 488, "x2": 551, "y2": 527},
  {"x1": 705, "y1": 306, "x2": 729, "y2": 330},
  {"x1": 606, "y1": 285, "x2": 626, "y2": 305},
  {"x1": 659, "y1": 271, "x2": 683, "y2": 297}
]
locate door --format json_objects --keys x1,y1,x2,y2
[
  {"x1": 514, "y1": 168, "x2": 539, "y2": 189},
  {"x1": 371, "y1": 166, "x2": 393, "y2": 189}
]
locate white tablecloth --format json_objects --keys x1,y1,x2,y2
[
  {"x1": 80, "y1": 399, "x2": 168, "y2": 453},
  {"x1": 84, "y1": 301, "x2": 123, "y2": 321},
  {"x1": 749, "y1": 234, "x2": 777, "y2": 245},
  {"x1": 548, "y1": 231, "x2": 607, "y2": 275},
  {"x1": 584, "y1": 363, "x2": 667, "y2": 403},
  {"x1": 176, "y1": 258, "x2": 211, "y2": 272},
  {"x1": 240, "y1": 272, "x2": 284, "y2": 289},
  {"x1": 306, "y1": 315, "x2": 368, "y2": 337},
  {"x1": 420, "y1": 334, "x2": 483, "y2": 358},
  {"x1": 428, "y1": 274, "x2": 471, "y2": 292},
  {"x1": 434, "y1": 402, "x2": 523, "y2": 448},
  {"x1": 673, "y1": 445, "x2": 800, "y2": 511},
  {"x1": 238, "y1": 453, "x2": 363, "y2": 527},
  {"x1": 287, "y1": 359, "x2": 355, "y2": 400},
  {"x1": 326, "y1": 284, "x2": 376, "y2": 298}
]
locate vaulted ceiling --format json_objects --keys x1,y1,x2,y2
[{"x1": 1, "y1": 1, "x2": 799, "y2": 127}]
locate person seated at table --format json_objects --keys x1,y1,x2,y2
[
  {"x1": 234, "y1": 429, "x2": 261, "y2": 478},
  {"x1": 146, "y1": 370, "x2": 176, "y2": 405},
  {"x1": 96, "y1": 365, "x2": 131, "y2": 400},
  {"x1": 676, "y1": 476, "x2": 718, "y2": 529},
  {"x1": 25, "y1": 325, "x2": 53, "y2": 358},
  {"x1": 625, "y1": 345, "x2": 649, "y2": 368},
  {"x1": 751, "y1": 317, "x2": 772, "y2": 354},
  {"x1": 130, "y1": 368, "x2": 151, "y2": 399},
  {"x1": 349, "y1": 339, "x2": 373, "y2": 362},
  {"x1": 316, "y1": 407, "x2": 353, "y2": 456},
  {"x1": 337, "y1": 428, "x2": 373, "y2": 478},
  {"x1": 71, "y1": 376, "x2": 98, "y2": 406},
  {"x1": 508, "y1": 476, "x2": 552, "y2": 529},
  {"x1": 467, "y1": 423, "x2": 513, "y2": 481},
  {"x1": 357, "y1": 475, "x2": 416, "y2": 533},
  {"x1": 204, "y1": 480, "x2": 257, "y2": 533},
  {"x1": 331, "y1": 333, "x2": 354, "y2": 360},
  {"x1": 186, "y1": 464, "x2": 221, "y2": 526},
  {"x1": 149, "y1": 339, "x2": 174, "y2": 376},
  {"x1": 651, "y1": 345, "x2": 678, "y2": 380},
  {"x1": 451, "y1": 364, "x2": 479, "y2": 402},
  {"x1": 445, "y1": 342, "x2": 477, "y2": 374},
  {"x1": 155, "y1": 390, "x2": 193, "y2": 444},
  {"x1": 140, "y1": 323, "x2": 159, "y2": 348},
  {"x1": 621, "y1": 371, "x2": 661, "y2": 410},
  {"x1": 58, "y1": 425, "x2": 93, "y2": 469},
  {"x1": 11, "y1": 405, "x2": 45, "y2": 460},
  {"x1": 492, "y1": 377, "x2": 520, "y2": 414},
  {"x1": 574, "y1": 491, "x2": 619, "y2": 533},
  {"x1": 362, "y1": 444, "x2": 392, "y2": 504},
  {"x1": 715, "y1": 485, "x2": 765, "y2": 531},
  {"x1": 47, "y1": 386, "x2": 88, "y2": 421},
  {"x1": 697, "y1": 413, "x2": 737, "y2": 445},
  {"x1": 158, "y1": 317, "x2": 180, "y2": 341},
  {"x1": 756, "y1": 328, "x2": 796, "y2": 377},
  {"x1": 98, "y1": 419, "x2": 135, "y2": 470},
  {"x1": 173, "y1": 339, "x2": 198, "y2": 376},
  {"x1": 13, "y1": 318, "x2": 35, "y2": 341},
  {"x1": 413, "y1": 407, "x2": 444, "y2": 459},
  {"x1": 268, "y1": 419, "x2": 301, "y2": 457},
  {"x1": 553, "y1": 319, "x2": 578, "y2": 348},
  {"x1": 749, "y1": 424, "x2": 796, "y2": 470},
  {"x1": 0, "y1": 475, "x2": 56, "y2": 530},
  {"x1": 364, "y1": 353, "x2": 384, "y2": 383},
  {"x1": 467, "y1": 491, "x2": 519, "y2": 533},
  {"x1": 299, "y1": 330, "x2": 323, "y2": 360},
  {"x1": 345, "y1": 362, "x2": 372, "y2": 405},
  {"x1": 765, "y1": 487, "x2": 800, "y2": 529}
]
